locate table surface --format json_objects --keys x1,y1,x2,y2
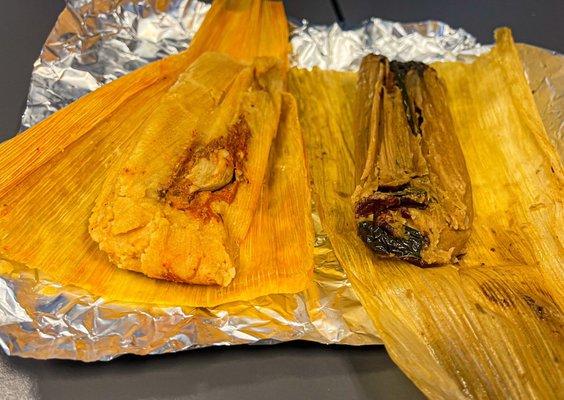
[{"x1": 0, "y1": 1, "x2": 561, "y2": 399}]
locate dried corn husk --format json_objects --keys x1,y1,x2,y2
[
  {"x1": 0, "y1": 0, "x2": 313, "y2": 306},
  {"x1": 290, "y1": 28, "x2": 563, "y2": 399}
]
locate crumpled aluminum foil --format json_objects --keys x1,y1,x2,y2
[{"x1": 1, "y1": 0, "x2": 560, "y2": 361}]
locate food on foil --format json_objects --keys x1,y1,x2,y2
[
  {"x1": 0, "y1": 0, "x2": 313, "y2": 306},
  {"x1": 0, "y1": 0, "x2": 562, "y2": 397},
  {"x1": 290, "y1": 28, "x2": 562, "y2": 399},
  {"x1": 352, "y1": 55, "x2": 473, "y2": 265}
]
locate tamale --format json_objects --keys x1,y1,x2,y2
[
  {"x1": 0, "y1": 88, "x2": 312, "y2": 307},
  {"x1": 89, "y1": 53, "x2": 284, "y2": 286},
  {"x1": 88, "y1": 0, "x2": 290, "y2": 286},
  {"x1": 352, "y1": 56, "x2": 473, "y2": 265},
  {"x1": 0, "y1": 0, "x2": 313, "y2": 306},
  {"x1": 87, "y1": 0, "x2": 293, "y2": 286},
  {"x1": 290, "y1": 28, "x2": 563, "y2": 399}
]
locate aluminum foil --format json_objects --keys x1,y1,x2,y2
[{"x1": 1, "y1": 0, "x2": 560, "y2": 361}]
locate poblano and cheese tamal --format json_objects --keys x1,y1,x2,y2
[
  {"x1": 352, "y1": 55, "x2": 473, "y2": 265},
  {"x1": 289, "y1": 29, "x2": 562, "y2": 400}
]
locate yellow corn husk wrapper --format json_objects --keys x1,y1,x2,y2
[
  {"x1": 516, "y1": 44, "x2": 564, "y2": 160},
  {"x1": 289, "y1": 28, "x2": 563, "y2": 399},
  {"x1": 0, "y1": 0, "x2": 313, "y2": 307}
]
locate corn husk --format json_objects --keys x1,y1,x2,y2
[
  {"x1": 516, "y1": 44, "x2": 564, "y2": 160},
  {"x1": 0, "y1": 0, "x2": 313, "y2": 306},
  {"x1": 290, "y1": 28, "x2": 563, "y2": 399}
]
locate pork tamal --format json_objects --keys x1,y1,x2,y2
[
  {"x1": 89, "y1": 53, "x2": 284, "y2": 286},
  {"x1": 0, "y1": 0, "x2": 314, "y2": 306}
]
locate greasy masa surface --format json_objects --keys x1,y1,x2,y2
[{"x1": 290, "y1": 29, "x2": 562, "y2": 399}]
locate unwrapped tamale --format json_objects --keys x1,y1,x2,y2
[
  {"x1": 89, "y1": 52, "x2": 284, "y2": 286},
  {"x1": 290, "y1": 28, "x2": 563, "y2": 399},
  {"x1": 0, "y1": 0, "x2": 313, "y2": 307},
  {"x1": 352, "y1": 56, "x2": 473, "y2": 265}
]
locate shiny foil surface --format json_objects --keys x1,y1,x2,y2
[{"x1": 1, "y1": 0, "x2": 561, "y2": 361}]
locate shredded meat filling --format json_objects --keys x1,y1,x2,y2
[{"x1": 160, "y1": 116, "x2": 251, "y2": 215}]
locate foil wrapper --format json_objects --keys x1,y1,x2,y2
[{"x1": 1, "y1": 0, "x2": 561, "y2": 361}]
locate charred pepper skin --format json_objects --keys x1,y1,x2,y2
[
  {"x1": 389, "y1": 60, "x2": 428, "y2": 136},
  {"x1": 358, "y1": 221, "x2": 428, "y2": 265}
]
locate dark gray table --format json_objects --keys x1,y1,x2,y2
[{"x1": 0, "y1": 1, "x2": 561, "y2": 399}]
